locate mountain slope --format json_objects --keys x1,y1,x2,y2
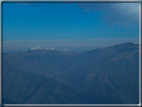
[
  {"x1": 60, "y1": 43, "x2": 139, "y2": 103},
  {"x1": 3, "y1": 98, "x2": 18, "y2": 104},
  {"x1": 3, "y1": 64, "x2": 85, "y2": 104}
]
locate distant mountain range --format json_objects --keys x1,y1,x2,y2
[
  {"x1": 27, "y1": 47, "x2": 55, "y2": 51},
  {"x1": 3, "y1": 42, "x2": 139, "y2": 104}
]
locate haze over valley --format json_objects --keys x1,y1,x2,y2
[{"x1": 3, "y1": 38, "x2": 139, "y2": 53}]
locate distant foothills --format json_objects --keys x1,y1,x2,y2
[{"x1": 3, "y1": 42, "x2": 139, "y2": 104}]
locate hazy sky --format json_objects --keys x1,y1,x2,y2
[
  {"x1": 3, "y1": 3, "x2": 139, "y2": 40},
  {"x1": 3, "y1": 2, "x2": 139, "y2": 52}
]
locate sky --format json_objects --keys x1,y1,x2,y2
[{"x1": 2, "y1": 2, "x2": 140, "y2": 53}]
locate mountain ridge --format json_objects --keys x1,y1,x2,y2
[{"x1": 3, "y1": 42, "x2": 139, "y2": 104}]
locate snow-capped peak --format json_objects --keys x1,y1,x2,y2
[{"x1": 28, "y1": 47, "x2": 43, "y2": 51}]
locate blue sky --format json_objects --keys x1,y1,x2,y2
[
  {"x1": 3, "y1": 2, "x2": 139, "y2": 40},
  {"x1": 3, "y1": 2, "x2": 140, "y2": 53}
]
